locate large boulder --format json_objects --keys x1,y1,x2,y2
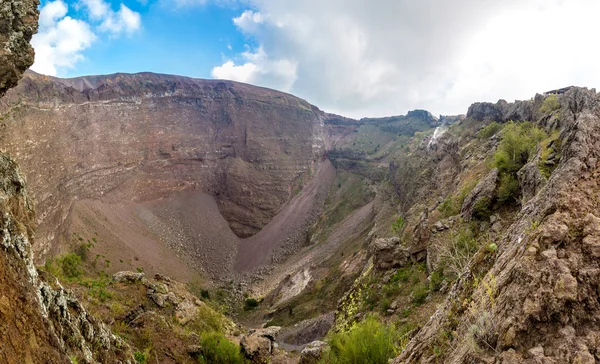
[
  {"x1": 517, "y1": 152, "x2": 547, "y2": 203},
  {"x1": 112, "y1": 271, "x2": 145, "y2": 283},
  {"x1": 466, "y1": 102, "x2": 504, "y2": 122},
  {"x1": 370, "y1": 237, "x2": 411, "y2": 270},
  {"x1": 467, "y1": 100, "x2": 534, "y2": 122},
  {"x1": 300, "y1": 340, "x2": 328, "y2": 364},
  {"x1": 461, "y1": 168, "x2": 498, "y2": 220},
  {"x1": 241, "y1": 327, "x2": 281, "y2": 363}
]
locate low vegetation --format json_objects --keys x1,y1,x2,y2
[
  {"x1": 437, "y1": 180, "x2": 478, "y2": 218},
  {"x1": 321, "y1": 316, "x2": 402, "y2": 364},
  {"x1": 538, "y1": 94, "x2": 561, "y2": 114},
  {"x1": 198, "y1": 332, "x2": 245, "y2": 364},
  {"x1": 435, "y1": 224, "x2": 481, "y2": 278},
  {"x1": 493, "y1": 121, "x2": 546, "y2": 203},
  {"x1": 477, "y1": 122, "x2": 503, "y2": 139}
]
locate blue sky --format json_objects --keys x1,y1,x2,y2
[
  {"x1": 34, "y1": 0, "x2": 251, "y2": 78},
  {"x1": 30, "y1": 0, "x2": 600, "y2": 118}
]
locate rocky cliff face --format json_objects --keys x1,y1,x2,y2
[
  {"x1": 394, "y1": 88, "x2": 600, "y2": 363},
  {"x1": 0, "y1": 71, "x2": 327, "y2": 258},
  {"x1": 0, "y1": 0, "x2": 38, "y2": 96},
  {"x1": 0, "y1": 3, "x2": 135, "y2": 362}
]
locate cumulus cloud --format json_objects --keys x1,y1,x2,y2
[
  {"x1": 31, "y1": 0, "x2": 96, "y2": 76},
  {"x1": 31, "y1": 0, "x2": 142, "y2": 76},
  {"x1": 98, "y1": 4, "x2": 142, "y2": 35},
  {"x1": 81, "y1": 0, "x2": 141, "y2": 36},
  {"x1": 212, "y1": 47, "x2": 297, "y2": 91},
  {"x1": 213, "y1": 0, "x2": 600, "y2": 117}
]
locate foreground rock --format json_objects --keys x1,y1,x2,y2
[
  {"x1": 461, "y1": 168, "x2": 498, "y2": 220},
  {"x1": 394, "y1": 88, "x2": 600, "y2": 363},
  {"x1": 299, "y1": 340, "x2": 327, "y2": 364},
  {"x1": 0, "y1": 0, "x2": 37, "y2": 97},
  {"x1": 370, "y1": 237, "x2": 411, "y2": 270},
  {"x1": 0, "y1": 2, "x2": 134, "y2": 362},
  {"x1": 241, "y1": 327, "x2": 281, "y2": 363},
  {"x1": 112, "y1": 271, "x2": 145, "y2": 283}
]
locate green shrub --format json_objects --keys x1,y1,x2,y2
[
  {"x1": 244, "y1": 298, "x2": 259, "y2": 311},
  {"x1": 75, "y1": 243, "x2": 89, "y2": 262},
  {"x1": 321, "y1": 316, "x2": 399, "y2": 364},
  {"x1": 391, "y1": 216, "x2": 406, "y2": 235},
  {"x1": 411, "y1": 283, "x2": 429, "y2": 305},
  {"x1": 437, "y1": 196, "x2": 460, "y2": 218},
  {"x1": 438, "y1": 226, "x2": 480, "y2": 277},
  {"x1": 472, "y1": 197, "x2": 492, "y2": 220},
  {"x1": 493, "y1": 122, "x2": 546, "y2": 204},
  {"x1": 496, "y1": 174, "x2": 520, "y2": 203},
  {"x1": 478, "y1": 122, "x2": 503, "y2": 139},
  {"x1": 438, "y1": 180, "x2": 478, "y2": 218},
  {"x1": 429, "y1": 270, "x2": 445, "y2": 292},
  {"x1": 59, "y1": 253, "x2": 82, "y2": 279},
  {"x1": 198, "y1": 332, "x2": 245, "y2": 364},
  {"x1": 494, "y1": 122, "x2": 545, "y2": 176},
  {"x1": 134, "y1": 349, "x2": 149, "y2": 363},
  {"x1": 539, "y1": 94, "x2": 560, "y2": 114}
]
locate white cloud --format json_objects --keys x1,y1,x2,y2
[
  {"x1": 31, "y1": 0, "x2": 142, "y2": 76},
  {"x1": 80, "y1": 0, "x2": 110, "y2": 19},
  {"x1": 213, "y1": 0, "x2": 600, "y2": 118},
  {"x1": 211, "y1": 47, "x2": 297, "y2": 92},
  {"x1": 81, "y1": 0, "x2": 141, "y2": 36},
  {"x1": 98, "y1": 4, "x2": 142, "y2": 35},
  {"x1": 38, "y1": 0, "x2": 68, "y2": 28},
  {"x1": 233, "y1": 10, "x2": 264, "y2": 33},
  {"x1": 31, "y1": 1, "x2": 96, "y2": 76}
]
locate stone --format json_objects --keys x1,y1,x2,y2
[
  {"x1": 370, "y1": 237, "x2": 411, "y2": 270},
  {"x1": 175, "y1": 301, "x2": 198, "y2": 326},
  {"x1": 518, "y1": 152, "x2": 547, "y2": 203},
  {"x1": 461, "y1": 168, "x2": 498, "y2": 220},
  {"x1": 241, "y1": 334, "x2": 272, "y2": 363},
  {"x1": 112, "y1": 271, "x2": 145, "y2": 283},
  {"x1": 433, "y1": 220, "x2": 449, "y2": 232},
  {"x1": 300, "y1": 341, "x2": 327, "y2": 364}
]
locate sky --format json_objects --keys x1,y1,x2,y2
[{"x1": 30, "y1": 0, "x2": 600, "y2": 118}]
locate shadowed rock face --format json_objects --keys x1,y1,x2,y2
[{"x1": 0, "y1": 71, "x2": 327, "y2": 257}]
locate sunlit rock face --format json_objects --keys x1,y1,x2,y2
[{"x1": 0, "y1": 71, "x2": 328, "y2": 257}]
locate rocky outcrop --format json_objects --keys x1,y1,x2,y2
[
  {"x1": 461, "y1": 168, "x2": 498, "y2": 220},
  {"x1": 0, "y1": 0, "x2": 38, "y2": 96},
  {"x1": 112, "y1": 271, "x2": 145, "y2": 283},
  {"x1": 0, "y1": 154, "x2": 134, "y2": 362},
  {"x1": 370, "y1": 237, "x2": 411, "y2": 270},
  {"x1": 517, "y1": 151, "x2": 547, "y2": 203},
  {"x1": 467, "y1": 99, "x2": 535, "y2": 122},
  {"x1": 299, "y1": 340, "x2": 327, "y2": 364},
  {"x1": 394, "y1": 87, "x2": 600, "y2": 363},
  {"x1": 241, "y1": 327, "x2": 281, "y2": 363}
]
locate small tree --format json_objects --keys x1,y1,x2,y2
[{"x1": 392, "y1": 216, "x2": 406, "y2": 235}]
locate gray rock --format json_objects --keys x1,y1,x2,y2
[
  {"x1": 518, "y1": 152, "x2": 547, "y2": 203},
  {"x1": 241, "y1": 327, "x2": 281, "y2": 363},
  {"x1": 112, "y1": 271, "x2": 145, "y2": 283},
  {"x1": 461, "y1": 168, "x2": 498, "y2": 220},
  {"x1": 175, "y1": 300, "x2": 198, "y2": 325},
  {"x1": 370, "y1": 237, "x2": 411, "y2": 270},
  {"x1": 300, "y1": 341, "x2": 328, "y2": 364}
]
